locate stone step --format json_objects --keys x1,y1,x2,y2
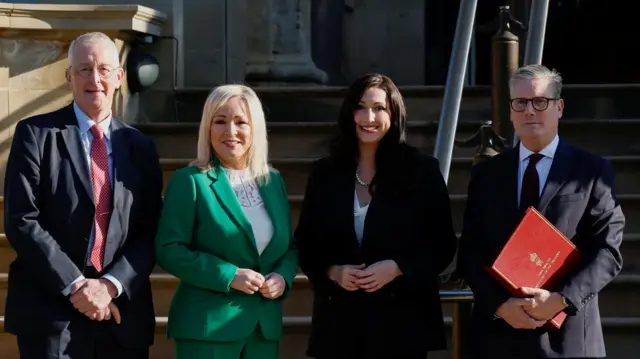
[
  {"x1": 160, "y1": 155, "x2": 640, "y2": 196},
  {"x1": 1, "y1": 232, "x2": 639, "y2": 279},
  {"x1": 0, "y1": 273, "x2": 638, "y2": 318},
  {"x1": 0, "y1": 315, "x2": 638, "y2": 359},
  {"x1": 146, "y1": 84, "x2": 640, "y2": 123},
  {"x1": 0, "y1": 194, "x2": 639, "y2": 263},
  {"x1": 1, "y1": 193, "x2": 638, "y2": 238},
  {"x1": 137, "y1": 119, "x2": 640, "y2": 160}
]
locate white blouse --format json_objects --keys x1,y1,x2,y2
[
  {"x1": 353, "y1": 189, "x2": 369, "y2": 245},
  {"x1": 224, "y1": 168, "x2": 274, "y2": 255}
]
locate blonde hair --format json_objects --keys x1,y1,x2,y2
[{"x1": 192, "y1": 84, "x2": 270, "y2": 183}]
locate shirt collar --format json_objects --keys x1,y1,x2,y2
[
  {"x1": 519, "y1": 134, "x2": 559, "y2": 162},
  {"x1": 73, "y1": 101, "x2": 112, "y2": 140}
]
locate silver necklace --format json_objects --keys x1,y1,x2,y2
[{"x1": 355, "y1": 171, "x2": 370, "y2": 188}]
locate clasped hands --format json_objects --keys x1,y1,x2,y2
[
  {"x1": 69, "y1": 278, "x2": 121, "y2": 324},
  {"x1": 329, "y1": 260, "x2": 401, "y2": 292},
  {"x1": 496, "y1": 287, "x2": 567, "y2": 329},
  {"x1": 231, "y1": 269, "x2": 286, "y2": 299}
]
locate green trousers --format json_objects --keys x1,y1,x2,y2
[{"x1": 174, "y1": 328, "x2": 279, "y2": 359}]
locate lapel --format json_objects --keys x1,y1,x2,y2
[
  {"x1": 501, "y1": 147, "x2": 523, "y2": 230},
  {"x1": 255, "y1": 175, "x2": 283, "y2": 260},
  {"x1": 103, "y1": 119, "x2": 134, "y2": 265},
  {"x1": 59, "y1": 104, "x2": 94, "y2": 202},
  {"x1": 537, "y1": 139, "x2": 575, "y2": 214},
  {"x1": 207, "y1": 165, "x2": 257, "y2": 252},
  {"x1": 334, "y1": 160, "x2": 361, "y2": 255}
]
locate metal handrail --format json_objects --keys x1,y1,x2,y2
[
  {"x1": 441, "y1": 290, "x2": 474, "y2": 359},
  {"x1": 433, "y1": 0, "x2": 479, "y2": 182},
  {"x1": 523, "y1": 0, "x2": 550, "y2": 65},
  {"x1": 440, "y1": 290, "x2": 474, "y2": 302}
]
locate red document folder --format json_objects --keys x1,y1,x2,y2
[{"x1": 486, "y1": 207, "x2": 581, "y2": 329}]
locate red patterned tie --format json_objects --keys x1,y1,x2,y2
[{"x1": 89, "y1": 124, "x2": 111, "y2": 272}]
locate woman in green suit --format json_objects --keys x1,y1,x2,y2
[{"x1": 155, "y1": 84, "x2": 298, "y2": 359}]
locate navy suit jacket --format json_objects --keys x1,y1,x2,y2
[
  {"x1": 458, "y1": 139, "x2": 624, "y2": 358},
  {"x1": 3, "y1": 104, "x2": 163, "y2": 348}
]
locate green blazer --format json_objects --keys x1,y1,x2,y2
[{"x1": 155, "y1": 165, "x2": 298, "y2": 342}]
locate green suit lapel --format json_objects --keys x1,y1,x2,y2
[
  {"x1": 207, "y1": 165, "x2": 287, "y2": 261},
  {"x1": 207, "y1": 165, "x2": 257, "y2": 253},
  {"x1": 258, "y1": 176, "x2": 285, "y2": 261}
]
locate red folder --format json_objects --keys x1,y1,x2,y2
[{"x1": 486, "y1": 207, "x2": 581, "y2": 329}]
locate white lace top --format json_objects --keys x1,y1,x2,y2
[{"x1": 224, "y1": 168, "x2": 274, "y2": 255}]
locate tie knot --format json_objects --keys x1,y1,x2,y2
[
  {"x1": 528, "y1": 153, "x2": 544, "y2": 165},
  {"x1": 90, "y1": 124, "x2": 104, "y2": 140}
]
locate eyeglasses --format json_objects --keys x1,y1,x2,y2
[
  {"x1": 509, "y1": 97, "x2": 559, "y2": 112},
  {"x1": 68, "y1": 65, "x2": 120, "y2": 79}
]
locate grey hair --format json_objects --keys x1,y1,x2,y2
[
  {"x1": 509, "y1": 64, "x2": 563, "y2": 98},
  {"x1": 68, "y1": 32, "x2": 120, "y2": 67}
]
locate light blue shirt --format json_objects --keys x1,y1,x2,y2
[
  {"x1": 517, "y1": 134, "x2": 560, "y2": 207},
  {"x1": 61, "y1": 102, "x2": 123, "y2": 298}
]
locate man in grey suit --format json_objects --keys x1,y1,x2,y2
[{"x1": 458, "y1": 64, "x2": 624, "y2": 359}]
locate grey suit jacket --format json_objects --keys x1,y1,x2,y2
[{"x1": 458, "y1": 139, "x2": 624, "y2": 359}]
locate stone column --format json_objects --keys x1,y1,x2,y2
[
  {"x1": 311, "y1": 0, "x2": 347, "y2": 85},
  {"x1": 246, "y1": 0, "x2": 327, "y2": 85}
]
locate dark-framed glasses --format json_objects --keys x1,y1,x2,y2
[
  {"x1": 69, "y1": 65, "x2": 120, "y2": 79},
  {"x1": 509, "y1": 97, "x2": 559, "y2": 112}
]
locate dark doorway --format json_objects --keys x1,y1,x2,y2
[{"x1": 472, "y1": 0, "x2": 640, "y2": 84}]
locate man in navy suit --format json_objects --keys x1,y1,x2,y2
[
  {"x1": 4, "y1": 32, "x2": 162, "y2": 358},
  {"x1": 458, "y1": 64, "x2": 624, "y2": 359}
]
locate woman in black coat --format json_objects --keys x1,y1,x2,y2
[{"x1": 295, "y1": 73, "x2": 458, "y2": 359}]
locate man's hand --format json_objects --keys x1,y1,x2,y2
[
  {"x1": 70, "y1": 279, "x2": 116, "y2": 319},
  {"x1": 230, "y1": 268, "x2": 265, "y2": 295},
  {"x1": 259, "y1": 273, "x2": 286, "y2": 299},
  {"x1": 520, "y1": 287, "x2": 567, "y2": 321},
  {"x1": 496, "y1": 297, "x2": 546, "y2": 329},
  {"x1": 90, "y1": 302, "x2": 123, "y2": 323},
  {"x1": 328, "y1": 264, "x2": 366, "y2": 291},
  {"x1": 354, "y1": 260, "x2": 401, "y2": 293}
]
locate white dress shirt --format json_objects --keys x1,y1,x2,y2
[
  {"x1": 62, "y1": 102, "x2": 123, "y2": 297},
  {"x1": 517, "y1": 134, "x2": 560, "y2": 207}
]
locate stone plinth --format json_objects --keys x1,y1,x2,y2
[
  {"x1": 0, "y1": 3, "x2": 167, "y2": 194},
  {"x1": 245, "y1": 0, "x2": 327, "y2": 85}
]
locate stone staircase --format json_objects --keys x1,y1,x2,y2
[{"x1": 0, "y1": 85, "x2": 639, "y2": 358}]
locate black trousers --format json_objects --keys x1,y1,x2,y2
[{"x1": 16, "y1": 316, "x2": 148, "y2": 359}]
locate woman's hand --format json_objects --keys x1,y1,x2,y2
[
  {"x1": 354, "y1": 260, "x2": 401, "y2": 292},
  {"x1": 230, "y1": 268, "x2": 265, "y2": 294},
  {"x1": 328, "y1": 264, "x2": 366, "y2": 291},
  {"x1": 259, "y1": 273, "x2": 286, "y2": 299}
]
